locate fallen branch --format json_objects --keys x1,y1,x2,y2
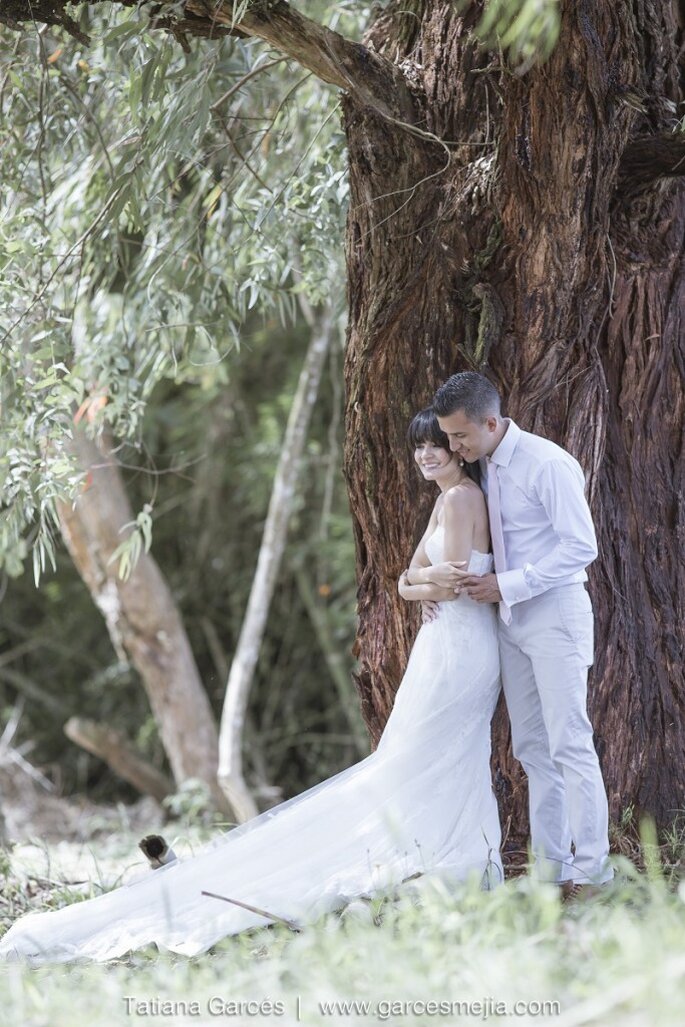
[{"x1": 64, "y1": 716, "x2": 173, "y2": 802}]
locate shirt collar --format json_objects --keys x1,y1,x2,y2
[{"x1": 489, "y1": 418, "x2": 520, "y2": 468}]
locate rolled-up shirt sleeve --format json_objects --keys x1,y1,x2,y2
[{"x1": 496, "y1": 458, "x2": 598, "y2": 605}]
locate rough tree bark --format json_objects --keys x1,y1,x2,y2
[
  {"x1": 341, "y1": 0, "x2": 685, "y2": 835},
  {"x1": 56, "y1": 428, "x2": 231, "y2": 815},
  {"x1": 4, "y1": 0, "x2": 684, "y2": 831}
]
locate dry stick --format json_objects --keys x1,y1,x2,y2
[
  {"x1": 201, "y1": 890, "x2": 302, "y2": 932},
  {"x1": 214, "y1": 114, "x2": 273, "y2": 193},
  {"x1": 0, "y1": 666, "x2": 68, "y2": 717},
  {"x1": 216, "y1": 304, "x2": 338, "y2": 822}
]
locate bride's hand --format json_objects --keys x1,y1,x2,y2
[{"x1": 427, "y1": 561, "x2": 467, "y2": 587}]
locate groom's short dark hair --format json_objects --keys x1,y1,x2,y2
[{"x1": 433, "y1": 372, "x2": 501, "y2": 422}]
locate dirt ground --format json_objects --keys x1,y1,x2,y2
[
  {"x1": 0, "y1": 765, "x2": 170, "y2": 892},
  {"x1": 0, "y1": 764, "x2": 164, "y2": 843}
]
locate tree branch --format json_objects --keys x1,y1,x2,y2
[
  {"x1": 64, "y1": 716, "x2": 173, "y2": 802},
  {"x1": 618, "y1": 132, "x2": 685, "y2": 192},
  {"x1": 0, "y1": 0, "x2": 416, "y2": 122},
  {"x1": 0, "y1": 0, "x2": 91, "y2": 42},
  {"x1": 195, "y1": 1, "x2": 415, "y2": 119}
]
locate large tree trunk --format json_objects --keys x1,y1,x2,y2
[
  {"x1": 57, "y1": 428, "x2": 231, "y2": 815},
  {"x1": 342, "y1": 0, "x2": 685, "y2": 833}
]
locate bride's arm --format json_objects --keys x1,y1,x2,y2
[
  {"x1": 397, "y1": 502, "x2": 456, "y2": 601},
  {"x1": 398, "y1": 573, "x2": 458, "y2": 603},
  {"x1": 401, "y1": 501, "x2": 461, "y2": 588},
  {"x1": 406, "y1": 501, "x2": 439, "y2": 578},
  {"x1": 402, "y1": 486, "x2": 477, "y2": 599}
]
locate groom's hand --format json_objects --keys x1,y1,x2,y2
[
  {"x1": 421, "y1": 600, "x2": 440, "y2": 623},
  {"x1": 453, "y1": 571, "x2": 503, "y2": 603}
]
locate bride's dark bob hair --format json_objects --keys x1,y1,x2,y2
[
  {"x1": 407, "y1": 407, "x2": 481, "y2": 487},
  {"x1": 407, "y1": 407, "x2": 450, "y2": 451}
]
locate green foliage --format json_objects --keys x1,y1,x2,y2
[
  {"x1": 0, "y1": 4, "x2": 352, "y2": 578},
  {"x1": 108, "y1": 502, "x2": 153, "y2": 581},
  {"x1": 0, "y1": 0, "x2": 565, "y2": 581},
  {"x1": 459, "y1": 0, "x2": 561, "y2": 71},
  {"x1": 161, "y1": 779, "x2": 218, "y2": 828}
]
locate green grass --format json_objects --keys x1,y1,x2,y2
[{"x1": 1, "y1": 823, "x2": 685, "y2": 1027}]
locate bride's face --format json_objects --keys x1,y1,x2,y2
[{"x1": 414, "y1": 439, "x2": 459, "y2": 482}]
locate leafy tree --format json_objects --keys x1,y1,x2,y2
[{"x1": 0, "y1": 3, "x2": 349, "y2": 575}]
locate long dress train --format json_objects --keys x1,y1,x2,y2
[{"x1": 0, "y1": 529, "x2": 502, "y2": 964}]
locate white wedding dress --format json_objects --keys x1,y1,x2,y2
[{"x1": 0, "y1": 528, "x2": 502, "y2": 965}]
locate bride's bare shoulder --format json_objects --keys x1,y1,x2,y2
[{"x1": 443, "y1": 479, "x2": 486, "y2": 514}]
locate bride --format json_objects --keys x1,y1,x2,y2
[{"x1": 0, "y1": 408, "x2": 502, "y2": 965}]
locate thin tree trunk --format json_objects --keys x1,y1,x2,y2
[
  {"x1": 200, "y1": 616, "x2": 283, "y2": 807},
  {"x1": 56, "y1": 428, "x2": 231, "y2": 815},
  {"x1": 291, "y1": 562, "x2": 369, "y2": 758},
  {"x1": 217, "y1": 305, "x2": 337, "y2": 821}
]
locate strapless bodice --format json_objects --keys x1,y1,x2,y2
[{"x1": 425, "y1": 525, "x2": 493, "y2": 576}]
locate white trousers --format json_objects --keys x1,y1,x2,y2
[{"x1": 499, "y1": 583, "x2": 613, "y2": 884}]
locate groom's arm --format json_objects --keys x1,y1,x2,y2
[
  {"x1": 496, "y1": 457, "x2": 598, "y2": 605},
  {"x1": 457, "y1": 457, "x2": 597, "y2": 605}
]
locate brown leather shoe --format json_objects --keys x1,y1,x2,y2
[
  {"x1": 560, "y1": 881, "x2": 609, "y2": 902},
  {"x1": 558, "y1": 880, "x2": 580, "y2": 902}
]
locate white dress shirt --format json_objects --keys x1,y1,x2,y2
[{"x1": 479, "y1": 419, "x2": 598, "y2": 607}]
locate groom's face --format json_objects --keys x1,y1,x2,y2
[{"x1": 436, "y1": 409, "x2": 499, "y2": 461}]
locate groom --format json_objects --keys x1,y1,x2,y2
[{"x1": 433, "y1": 371, "x2": 613, "y2": 893}]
